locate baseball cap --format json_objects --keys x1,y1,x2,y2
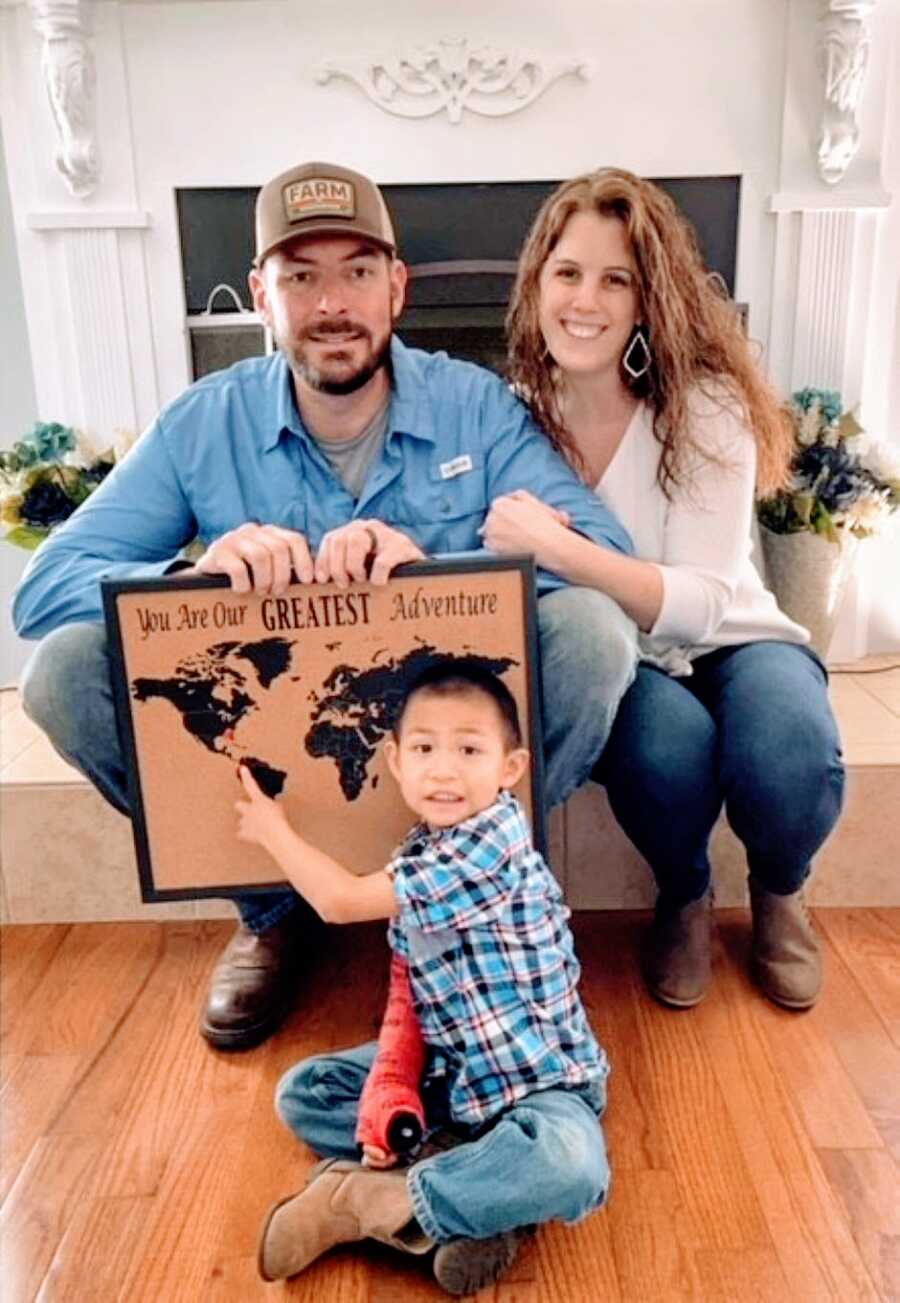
[{"x1": 254, "y1": 161, "x2": 397, "y2": 266}]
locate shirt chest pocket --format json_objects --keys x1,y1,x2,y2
[
  {"x1": 390, "y1": 459, "x2": 487, "y2": 553},
  {"x1": 197, "y1": 499, "x2": 309, "y2": 548}
]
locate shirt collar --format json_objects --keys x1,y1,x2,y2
[
  {"x1": 406, "y1": 790, "x2": 515, "y2": 850},
  {"x1": 386, "y1": 336, "x2": 437, "y2": 446},
  {"x1": 264, "y1": 352, "x2": 306, "y2": 452},
  {"x1": 262, "y1": 337, "x2": 436, "y2": 453}
]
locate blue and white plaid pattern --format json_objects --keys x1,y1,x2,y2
[{"x1": 387, "y1": 791, "x2": 608, "y2": 1127}]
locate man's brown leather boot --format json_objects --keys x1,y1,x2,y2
[
  {"x1": 641, "y1": 888, "x2": 713, "y2": 1008},
  {"x1": 200, "y1": 910, "x2": 313, "y2": 1050},
  {"x1": 749, "y1": 875, "x2": 822, "y2": 1010}
]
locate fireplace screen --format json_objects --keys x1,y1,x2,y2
[{"x1": 177, "y1": 176, "x2": 740, "y2": 380}]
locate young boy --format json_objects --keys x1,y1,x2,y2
[{"x1": 236, "y1": 661, "x2": 610, "y2": 1296}]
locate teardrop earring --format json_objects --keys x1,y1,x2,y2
[{"x1": 622, "y1": 325, "x2": 652, "y2": 380}]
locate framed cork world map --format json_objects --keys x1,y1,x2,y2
[{"x1": 102, "y1": 556, "x2": 544, "y2": 901}]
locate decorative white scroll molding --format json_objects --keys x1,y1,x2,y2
[
  {"x1": 29, "y1": 0, "x2": 99, "y2": 198},
  {"x1": 314, "y1": 37, "x2": 591, "y2": 124},
  {"x1": 816, "y1": 0, "x2": 876, "y2": 185}
]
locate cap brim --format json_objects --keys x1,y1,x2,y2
[{"x1": 255, "y1": 222, "x2": 396, "y2": 267}]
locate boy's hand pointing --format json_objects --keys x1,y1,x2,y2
[{"x1": 235, "y1": 763, "x2": 289, "y2": 851}]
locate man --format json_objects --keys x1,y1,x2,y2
[{"x1": 14, "y1": 161, "x2": 636, "y2": 1054}]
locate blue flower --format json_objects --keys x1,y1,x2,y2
[
  {"x1": 792, "y1": 388, "x2": 842, "y2": 424},
  {"x1": 1, "y1": 425, "x2": 121, "y2": 550},
  {"x1": 758, "y1": 390, "x2": 899, "y2": 540}
]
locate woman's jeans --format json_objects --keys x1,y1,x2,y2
[
  {"x1": 18, "y1": 587, "x2": 636, "y2": 931},
  {"x1": 594, "y1": 641, "x2": 845, "y2": 906},
  {"x1": 276, "y1": 1041, "x2": 610, "y2": 1242}
]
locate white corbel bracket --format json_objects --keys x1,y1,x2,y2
[
  {"x1": 314, "y1": 37, "x2": 592, "y2": 124},
  {"x1": 816, "y1": 0, "x2": 876, "y2": 185},
  {"x1": 29, "y1": 0, "x2": 99, "y2": 198}
]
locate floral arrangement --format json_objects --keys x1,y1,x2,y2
[
  {"x1": 0, "y1": 422, "x2": 130, "y2": 550},
  {"x1": 757, "y1": 388, "x2": 900, "y2": 542}
]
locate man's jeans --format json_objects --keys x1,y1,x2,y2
[
  {"x1": 19, "y1": 587, "x2": 636, "y2": 931},
  {"x1": 275, "y1": 1041, "x2": 610, "y2": 1241},
  {"x1": 594, "y1": 641, "x2": 845, "y2": 906}
]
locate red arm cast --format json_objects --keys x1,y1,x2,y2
[{"x1": 355, "y1": 954, "x2": 426, "y2": 1155}]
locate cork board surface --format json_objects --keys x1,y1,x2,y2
[{"x1": 103, "y1": 557, "x2": 542, "y2": 900}]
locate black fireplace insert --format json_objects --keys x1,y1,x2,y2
[{"x1": 177, "y1": 176, "x2": 740, "y2": 379}]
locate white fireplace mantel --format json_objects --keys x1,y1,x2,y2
[{"x1": 1, "y1": 0, "x2": 898, "y2": 667}]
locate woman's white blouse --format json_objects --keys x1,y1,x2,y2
[{"x1": 596, "y1": 393, "x2": 808, "y2": 674}]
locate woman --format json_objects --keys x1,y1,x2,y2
[{"x1": 484, "y1": 169, "x2": 844, "y2": 1011}]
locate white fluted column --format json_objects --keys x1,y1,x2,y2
[
  {"x1": 793, "y1": 209, "x2": 853, "y2": 386},
  {"x1": 769, "y1": 199, "x2": 883, "y2": 399},
  {"x1": 25, "y1": 210, "x2": 157, "y2": 436},
  {"x1": 65, "y1": 227, "x2": 136, "y2": 430}
]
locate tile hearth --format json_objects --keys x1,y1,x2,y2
[{"x1": 2, "y1": 665, "x2": 899, "y2": 923}]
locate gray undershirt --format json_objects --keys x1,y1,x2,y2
[{"x1": 307, "y1": 399, "x2": 391, "y2": 501}]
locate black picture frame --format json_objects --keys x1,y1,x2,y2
[{"x1": 102, "y1": 555, "x2": 544, "y2": 902}]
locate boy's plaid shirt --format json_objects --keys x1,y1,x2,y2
[{"x1": 386, "y1": 791, "x2": 608, "y2": 1128}]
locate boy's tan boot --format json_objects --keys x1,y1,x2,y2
[
  {"x1": 749, "y1": 876, "x2": 822, "y2": 1010},
  {"x1": 641, "y1": 888, "x2": 713, "y2": 1008},
  {"x1": 258, "y1": 1157, "x2": 432, "y2": 1281}
]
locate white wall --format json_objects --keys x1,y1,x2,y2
[{"x1": 1, "y1": 0, "x2": 897, "y2": 659}]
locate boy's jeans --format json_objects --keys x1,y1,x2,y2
[
  {"x1": 19, "y1": 587, "x2": 636, "y2": 931},
  {"x1": 276, "y1": 1041, "x2": 610, "y2": 1242}
]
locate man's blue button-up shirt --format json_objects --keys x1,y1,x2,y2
[{"x1": 13, "y1": 337, "x2": 633, "y2": 638}]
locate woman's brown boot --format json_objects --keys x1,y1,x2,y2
[
  {"x1": 641, "y1": 889, "x2": 713, "y2": 1008},
  {"x1": 749, "y1": 876, "x2": 822, "y2": 1009}
]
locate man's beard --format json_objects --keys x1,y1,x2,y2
[{"x1": 281, "y1": 319, "x2": 392, "y2": 397}]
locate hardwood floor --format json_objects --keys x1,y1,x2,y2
[{"x1": 1, "y1": 910, "x2": 898, "y2": 1302}]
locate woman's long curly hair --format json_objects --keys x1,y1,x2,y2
[{"x1": 506, "y1": 169, "x2": 792, "y2": 497}]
